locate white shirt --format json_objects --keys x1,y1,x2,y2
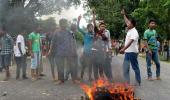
[
  {"x1": 14, "y1": 34, "x2": 26, "y2": 57},
  {"x1": 125, "y1": 27, "x2": 139, "y2": 53},
  {"x1": 103, "y1": 29, "x2": 112, "y2": 51}
]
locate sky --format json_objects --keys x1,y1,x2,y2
[{"x1": 41, "y1": 5, "x2": 87, "y2": 27}]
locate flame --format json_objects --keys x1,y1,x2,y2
[{"x1": 80, "y1": 78, "x2": 137, "y2": 100}]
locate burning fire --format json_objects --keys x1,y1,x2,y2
[{"x1": 80, "y1": 78, "x2": 140, "y2": 100}]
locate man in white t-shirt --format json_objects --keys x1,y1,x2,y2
[
  {"x1": 14, "y1": 30, "x2": 28, "y2": 80},
  {"x1": 120, "y1": 9, "x2": 141, "y2": 86}
]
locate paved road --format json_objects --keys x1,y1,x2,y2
[{"x1": 0, "y1": 55, "x2": 170, "y2": 100}]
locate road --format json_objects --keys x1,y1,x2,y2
[{"x1": 0, "y1": 55, "x2": 170, "y2": 100}]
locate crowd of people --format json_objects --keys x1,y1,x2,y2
[{"x1": 0, "y1": 9, "x2": 162, "y2": 86}]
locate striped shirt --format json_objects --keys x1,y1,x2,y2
[{"x1": 0, "y1": 34, "x2": 13, "y2": 55}]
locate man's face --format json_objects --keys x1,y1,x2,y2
[
  {"x1": 99, "y1": 24, "x2": 106, "y2": 31},
  {"x1": 87, "y1": 24, "x2": 93, "y2": 33},
  {"x1": 35, "y1": 28, "x2": 42, "y2": 33},
  {"x1": 21, "y1": 31, "x2": 26, "y2": 35},
  {"x1": 59, "y1": 19, "x2": 68, "y2": 30},
  {"x1": 127, "y1": 21, "x2": 134, "y2": 29},
  {"x1": 149, "y1": 22, "x2": 156, "y2": 29}
]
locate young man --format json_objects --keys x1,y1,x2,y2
[
  {"x1": 163, "y1": 42, "x2": 169, "y2": 61},
  {"x1": 92, "y1": 11, "x2": 113, "y2": 81},
  {"x1": 65, "y1": 23, "x2": 78, "y2": 81},
  {"x1": 28, "y1": 27, "x2": 41, "y2": 81},
  {"x1": 14, "y1": 30, "x2": 28, "y2": 80},
  {"x1": 143, "y1": 19, "x2": 161, "y2": 80},
  {"x1": 48, "y1": 19, "x2": 79, "y2": 84},
  {"x1": 77, "y1": 15, "x2": 94, "y2": 81},
  {"x1": 46, "y1": 31, "x2": 56, "y2": 81},
  {"x1": 120, "y1": 9, "x2": 141, "y2": 85},
  {"x1": 0, "y1": 26, "x2": 13, "y2": 81}
]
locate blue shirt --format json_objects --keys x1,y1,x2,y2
[{"x1": 78, "y1": 27, "x2": 94, "y2": 54}]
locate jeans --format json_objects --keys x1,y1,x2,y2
[
  {"x1": 104, "y1": 52, "x2": 113, "y2": 81},
  {"x1": 92, "y1": 51, "x2": 105, "y2": 80},
  {"x1": 123, "y1": 53, "x2": 141, "y2": 84},
  {"x1": 146, "y1": 50, "x2": 160, "y2": 77},
  {"x1": 15, "y1": 55, "x2": 27, "y2": 78},
  {"x1": 80, "y1": 53, "x2": 93, "y2": 79}
]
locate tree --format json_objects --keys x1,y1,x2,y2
[
  {"x1": 38, "y1": 17, "x2": 57, "y2": 33},
  {"x1": 83, "y1": 0, "x2": 169, "y2": 41},
  {"x1": 131, "y1": 0, "x2": 170, "y2": 40},
  {"x1": 82, "y1": 0, "x2": 140, "y2": 39}
]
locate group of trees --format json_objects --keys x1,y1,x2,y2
[
  {"x1": 0, "y1": 0, "x2": 169, "y2": 41},
  {"x1": 83, "y1": 0, "x2": 170, "y2": 41}
]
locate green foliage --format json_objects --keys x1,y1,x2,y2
[
  {"x1": 83, "y1": 0, "x2": 170, "y2": 40},
  {"x1": 38, "y1": 17, "x2": 57, "y2": 33},
  {"x1": 83, "y1": 0, "x2": 140, "y2": 39},
  {"x1": 75, "y1": 31, "x2": 84, "y2": 44},
  {"x1": 131, "y1": 0, "x2": 170, "y2": 40}
]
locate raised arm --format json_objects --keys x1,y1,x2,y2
[
  {"x1": 77, "y1": 15, "x2": 86, "y2": 35},
  {"x1": 92, "y1": 10, "x2": 97, "y2": 27},
  {"x1": 121, "y1": 9, "x2": 131, "y2": 27}
]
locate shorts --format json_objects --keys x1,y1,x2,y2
[
  {"x1": 31, "y1": 52, "x2": 41, "y2": 69},
  {"x1": 0, "y1": 54, "x2": 12, "y2": 68}
]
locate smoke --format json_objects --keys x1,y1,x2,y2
[{"x1": 0, "y1": 0, "x2": 79, "y2": 36}]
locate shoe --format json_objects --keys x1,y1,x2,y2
[
  {"x1": 148, "y1": 77, "x2": 153, "y2": 81},
  {"x1": 54, "y1": 80, "x2": 64, "y2": 85},
  {"x1": 16, "y1": 77, "x2": 20, "y2": 80},
  {"x1": 23, "y1": 76, "x2": 28, "y2": 80},
  {"x1": 31, "y1": 76, "x2": 37, "y2": 81},
  {"x1": 73, "y1": 80, "x2": 81, "y2": 84},
  {"x1": 3, "y1": 77, "x2": 9, "y2": 81},
  {"x1": 39, "y1": 74, "x2": 46, "y2": 77},
  {"x1": 64, "y1": 77, "x2": 69, "y2": 81},
  {"x1": 133, "y1": 82, "x2": 141, "y2": 86},
  {"x1": 156, "y1": 77, "x2": 161, "y2": 80},
  {"x1": 52, "y1": 79, "x2": 57, "y2": 82}
]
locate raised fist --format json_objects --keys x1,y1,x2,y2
[
  {"x1": 121, "y1": 9, "x2": 126, "y2": 15},
  {"x1": 78, "y1": 15, "x2": 82, "y2": 21}
]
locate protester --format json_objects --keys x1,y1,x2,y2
[
  {"x1": 143, "y1": 19, "x2": 161, "y2": 81},
  {"x1": 0, "y1": 26, "x2": 13, "y2": 81},
  {"x1": 163, "y1": 42, "x2": 169, "y2": 61},
  {"x1": 92, "y1": 10, "x2": 113, "y2": 81},
  {"x1": 28, "y1": 27, "x2": 41, "y2": 81},
  {"x1": 114, "y1": 40, "x2": 120, "y2": 56},
  {"x1": 77, "y1": 15, "x2": 94, "y2": 81},
  {"x1": 48, "y1": 19, "x2": 79, "y2": 84},
  {"x1": 46, "y1": 31, "x2": 57, "y2": 81},
  {"x1": 91, "y1": 31, "x2": 106, "y2": 80},
  {"x1": 65, "y1": 23, "x2": 79, "y2": 81},
  {"x1": 120, "y1": 9, "x2": 141, "y2": 85},
  {"x1": 14, "y1": 30, "x2": 28, "y2": 80}
]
